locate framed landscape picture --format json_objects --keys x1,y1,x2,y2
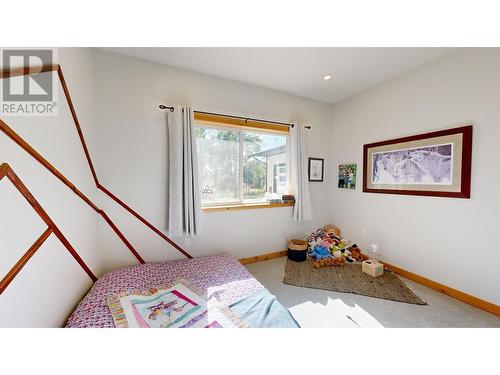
[
  {"x1": 363, "y1": 125, "x2": 472, "y2": 198},
  {"x1": 338, "y1": 163, "x2": 357, "y2": 189},
  {"x1": 308, "y1": 158, "x2": 324, "y2": 182}
]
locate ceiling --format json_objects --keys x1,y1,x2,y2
[{"x1": 101, "y1": 47, "x2": 455, "y2": 104}]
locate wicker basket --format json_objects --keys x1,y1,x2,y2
[{"x1": 288, "y1": 239, "x2": 308, "y2": 262}]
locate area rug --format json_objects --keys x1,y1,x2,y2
[{"x1": 283, "y1": 259, "x2": 426, "y2": 305}]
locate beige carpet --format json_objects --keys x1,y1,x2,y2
[{"x1": 283, "y1": 259, "x2": 426, "y2": 305}]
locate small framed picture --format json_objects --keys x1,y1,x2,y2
[
  {"x1": 338, "y1": 163, "x2": 357, "y2": 189},
  {"x1": 308, "y1": 158, "x2": 324, "y2": 182}
]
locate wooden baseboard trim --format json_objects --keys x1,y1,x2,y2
[
  {"x1": 382, "y1": 261, "x2": 500, "y2": 317},
  {"x1": 239, "y1": 250, "x2": 288, "y2": 265},
  {"x1": 240, "y1": 249, "x2": 499, "y2": 316},
  {"x1": 239, "y1": 249, "x2": 499, "y2": 316}
]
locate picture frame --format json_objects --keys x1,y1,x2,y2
[
  {"x1": 338, "y1": 163, "x2": 357, "y2": 189},
  {"x1": 308, "y1": 158, "x2": 324, "y2": 182},
  {"x1": 363, "y1": 125, "x2": 472, "y2": 198}
]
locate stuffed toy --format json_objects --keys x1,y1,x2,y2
[
  {"x1": 332, "y1": 249, "x2": 342, "y2": 258},
  {"x1": 306, "y1": 224, "x2": 367, "y2": 263},
  {"x1": 331, "y1": 246, "x2": 357, "y2": 263},
  {"x1": 313, "y1": 256, "x2": 345, "y2": 269},
  {"x1": 348, "y1": 244, "x2": 365, "y2": 262},
  {"x1": 310, "y1": 244, "x2": 331, "y2": 260},
  {"x1": 307, "y1": 224, "x2": 366, "y2": 263},
  {"x1": 325, "y1": 233, "x2": 342, "y2": 243},
  {"x1": 306, "y1": 232, "x2": 316, "y2": 243},
  {"x1": 329, "y1": 238, "x2": 340, "y2": 246},
  {"x1": 331, "y1": 241, "x2": 346, "y2": 257},
  {"x1": 321, "y1": 238, "x2": 334, "y2": 247},
  {"x1": 314, "y1": 228, "x2": 325, "y2": 239},
  {"x1": 344, "y1": 249, "x2": 355, "y2": 263},
  {"x1": 323, "y1": 224, "x2": 341, "y2": 238},
  {"x1": 307, "y1": 237, "x2": 320, "y2": 254},
  {"x1": 306, "y1": 228, "x2": 325, "y2": 252}
]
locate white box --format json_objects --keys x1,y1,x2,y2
[{"x1": 362, "y1": 260, "x2": 384, "y2": 277}]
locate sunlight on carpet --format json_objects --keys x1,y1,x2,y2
[{"x1": 288, "y1": 297, "x2": 384, "y2": 328}]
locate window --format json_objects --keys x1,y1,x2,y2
[{"x1": 195, "y1": 113, "x2": 289, "y2": 207}]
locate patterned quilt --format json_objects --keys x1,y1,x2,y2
[
  {"x1": 66, "y1": 254, "x2": 264, "y2": 328},
  {"x1": 108, "y1": 282, "x2": 248, "y2": 328}
]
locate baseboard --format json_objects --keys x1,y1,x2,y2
[
  {"x1": 381, "y1": 261, "x2": 500, "y2": 317},
  {"x1": 239, "y1": 249, "x2": 499, "y2": 316},
  {"x1": 239, "y1": 250, "x2": 288, "y2": 265}
]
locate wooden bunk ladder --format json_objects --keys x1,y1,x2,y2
[
  {"x1": 0, "y1": 163, "x2": 97, "y2": 294},
  {"x1": 0, "y1": 64, "x2": 192, "y2": 263}
]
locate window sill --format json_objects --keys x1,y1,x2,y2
[{"x1": 202, "y1": 202, "x2": 294, "y2": 212}]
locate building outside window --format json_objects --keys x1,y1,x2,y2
[{"x1": 195, "y1": 116, "x2": 289, "y2": 207}]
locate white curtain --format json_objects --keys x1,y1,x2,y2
[
  {"x1": 290, "y1": 123, "x2": 313, "y2": 221},
  {"x1": 167, "y1": 105, "x2": 202, "y2": 237}
]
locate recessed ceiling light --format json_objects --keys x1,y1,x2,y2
[{"x1": 323, "y1": 75, "x2": 332, "y2": 80}]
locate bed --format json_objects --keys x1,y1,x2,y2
[{"x1": 66, "y1": 254, "x2": 299, "y2": 328}]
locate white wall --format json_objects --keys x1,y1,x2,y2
[
  {"x1": 0, "y1": 48, "x2": 101, "y2": 326},
  {"x1": 2, "y1": 47, "x2": 497, "y2": 327},
  {"x1": 92, "y1": 49, "x2": 334, "y2": 270},
  {"x1": 330, "y1": 48, "x2": 500, "y2": 305}
]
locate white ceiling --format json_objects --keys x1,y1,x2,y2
[{"x1": 101, "y1": 47, "x2": 455, "y2": 104}]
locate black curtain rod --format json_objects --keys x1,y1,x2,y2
[
  {"x1": 158, "y1": 105, "x2": 311, "y2": 129},
  {"x1": 159, "y1": 105, "x2": 175, "y2": 112}
]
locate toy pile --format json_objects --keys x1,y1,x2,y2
[{"x1": 306, "y1": 224, "x2": 365, "y2": 269}]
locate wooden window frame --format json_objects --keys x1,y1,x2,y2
[
  {"x1": 194, "y1": 112, "x2": 290, "y2": 135},
  {"x1": 194, "y1": 113, "x2": 292, "y2": 211}
]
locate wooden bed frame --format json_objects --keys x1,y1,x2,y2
[{"x1": 0, "y1": 64, "x2": 192, "y2": 295}]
